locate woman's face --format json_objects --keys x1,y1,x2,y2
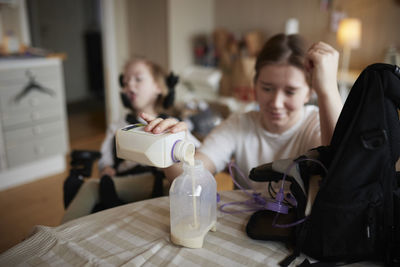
[
  {"x1": 122, "y1": 61, "x2": 161, "y2": 113},
  {"x1": 255, "y1": 64, "x2": 310, "y2": 134}
]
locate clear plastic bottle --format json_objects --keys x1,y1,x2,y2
[
  {"x1": 116, "y1": 123, "x2": 195, "y2": 167},
  {"x1": 169, "y1": 160, "x2": 217, "y2": 248}
]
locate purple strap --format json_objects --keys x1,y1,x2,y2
[
  {"x1": 218, "y1": 158, "x2": 328, "y2": 229},
  {"x1": 218, "y1": 162, "x2": 268, "y2": 213}
]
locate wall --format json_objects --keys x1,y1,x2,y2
[
  {"x1": 168, "y1": 0, "x2": 215, "y2": 73},
  {"x1": 114, "y1": 0, "x2": 129, "y2": 73},
  {"x1": 110, "y1": 0, "x2": 130, "y2": 122},
  {"x1": 123, "y1": 0, "x2": 215, "y2": 73},
  {"x1": 215, "y1": 0, "x2": 328, "y2": 44},
  {"x1": 28, "y1": 0, "x2": 90, "y2": 103},
  {"x1": 127, "y1": 0, "x2": 168, "y2": 70},
  {"x1": 215, "y1": 0, "x2": 400, "y2": 70},
  {"x1": 330, "y1": 0, "x2": 400, "y2": 70},
  {"x1": 101, "y1": 0, "x2": 128, "y2": 125}
]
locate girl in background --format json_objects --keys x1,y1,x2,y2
[{"x1": 62, "y1": 58, "x2": 199, "y2": 222}]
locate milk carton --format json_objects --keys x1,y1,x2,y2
[{"x1": 116, "y1": 123, "x2": 195, "y2": 167}]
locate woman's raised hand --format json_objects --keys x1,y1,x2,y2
[
  {"x1": 306, "y1": 42, "x2": 342, "y2": 146},
  {"x1": 305, "y1": 41, "x2": 339, "y2": 98},
  {"x1": 140, "y1": 112, "x2": 188, "y2": 134}
]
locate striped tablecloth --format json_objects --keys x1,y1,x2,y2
[{"x1": 0, "y1": 191, "x2": 378, "y2": 266}]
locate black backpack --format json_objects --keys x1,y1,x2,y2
[{"x1": 247, "y1": 63, "x2": 400, "y2": 266}]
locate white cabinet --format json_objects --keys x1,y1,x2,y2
[{"x1": 0, "y1": 57, "x2": 69, "y2": 189}]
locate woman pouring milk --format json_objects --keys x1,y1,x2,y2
[{"x1": 141, "y1": 33, "x2": 342, "y2": 189}]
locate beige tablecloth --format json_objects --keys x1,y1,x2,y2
[{"x1": 0, "y1": 191, "x2": 379, "y2": 266}]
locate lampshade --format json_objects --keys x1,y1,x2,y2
[{"x1": 337, "y1": 18, "x2": 362, "y2": 49}]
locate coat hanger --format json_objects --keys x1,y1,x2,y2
[{"x1": 14, "y1": 70, "x2": 55, "y2": 103}]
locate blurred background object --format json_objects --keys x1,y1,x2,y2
[
  {"x1": 180, "y1": 99, "x2": 225, "y2": 140},
  {"x1": 384, "y1": 44, "x2": 400, "y2": 66},
  {"x1": 285, "y1": 18, "x2": 299, "y2": 35},
  {"x1": 337, "y1": 18, "x2": 362, "y2": 101}
]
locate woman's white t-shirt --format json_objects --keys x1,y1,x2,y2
[{"x1": 198, "y1": 105, "x2": 321, "y2": 190}]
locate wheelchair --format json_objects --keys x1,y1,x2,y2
[
  {"x1": 62, "y1": 71, "x2": 177, "y2": 213},
  {"x1": 63, "y1": 149, "x2": 166, "y2": 213}
]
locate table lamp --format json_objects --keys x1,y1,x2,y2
[{"x1": 337, "y1": 18, "x2": 362, "y2": 100}]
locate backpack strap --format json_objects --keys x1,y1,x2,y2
[
  {"x1": 279, "y1": 219, "x2": 310, "y2": 266},
  {"x1": 390, "y1": 183, "x2": 400, "y2": 265},
  {"x1": 298, "y1": 259, "x2": 337, "y2": 267}
]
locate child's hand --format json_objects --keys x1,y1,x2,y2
[
  {"x1": 101, "y1": 166, "x2": 116, "y2": 177},
  {"x1": 140, "y1": 112, "x2": 188, "y2": 134},
  {"x1": 305, "y1": 42, "x2": 339, "y2": 98}
]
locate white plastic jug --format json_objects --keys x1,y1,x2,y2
[
  {"x1": 116, "y1": 123, "x2": 195, "y2": 167},
  {"x1": 169, "y1": 160, "x2": 217, "y2": 248}
]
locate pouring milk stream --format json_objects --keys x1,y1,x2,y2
[{"x1": 116, "y1": 124, "x2": 217, "y2": 248}]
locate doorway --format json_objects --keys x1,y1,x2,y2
[{"x1": 27, "y1": 0, "x2": 106, "y2": 144}]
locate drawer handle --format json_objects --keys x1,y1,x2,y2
[
  {"x1": 14, "y1": 70, "x2": 55, "y2": 103},
  {"x1": 34, "y1": 146, "x2": 45, "y2": 155},
  {"x1": 33, "y1": 126, "x2": 42, "y2": 135},
  {"x1": 31, "y1": 112, "x2": 41, "y2": 120}
]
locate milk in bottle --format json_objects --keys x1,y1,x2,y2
[
  {"x1": 169, "y1": 160, "x2": 217, "y2": 248},
  {"x1": 115, "y1": 123, "x2": 217, "y2": 248}
]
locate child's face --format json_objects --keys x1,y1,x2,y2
[
  {"x1": 122, "y1": 61, "x2": 161, "y2": 113},
  {"x1": 255, "y1": 64, "x2": 310, "y2": 134}
]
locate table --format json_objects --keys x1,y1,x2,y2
[{"x1": 0, "y1": 191, "x2": 377, "y2": 266}]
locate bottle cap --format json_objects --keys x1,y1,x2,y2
[{"x1": 172, "y1": 140, "x2": 195, "y2": 165}]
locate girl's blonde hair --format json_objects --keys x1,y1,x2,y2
[{"x1": 123, "y1": 57, "x2": 169, "y2": 111}]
